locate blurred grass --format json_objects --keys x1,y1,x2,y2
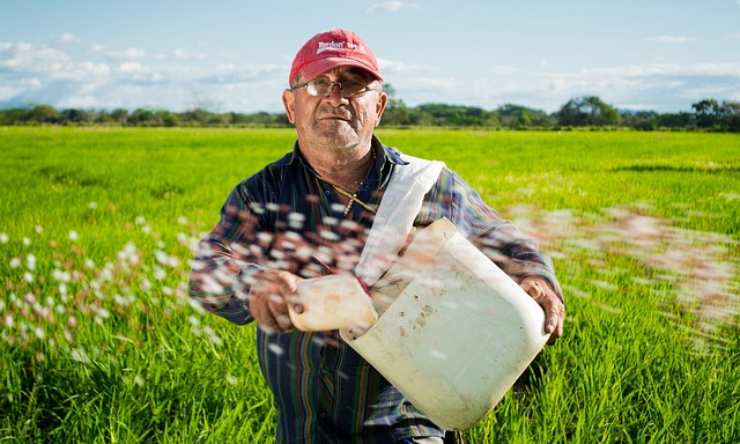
[{"x1": 0, "y1": 127, "x2": 738, "y2": 443}]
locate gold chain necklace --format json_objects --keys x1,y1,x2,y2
[{"x1": 315, "y1": 149, "x2": 377, "y2": 216}]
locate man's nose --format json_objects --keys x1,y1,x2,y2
[{"x1": 325, "y1": 84, "x2": 348, "y2": 107}]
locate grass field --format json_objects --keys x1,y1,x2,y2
[{"x1": 0, "y1": 126, "x2": 738, "y2": 443}]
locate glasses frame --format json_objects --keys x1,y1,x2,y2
[{"x1": 291, "y1": 77, "x2": 381, "y2": 99}]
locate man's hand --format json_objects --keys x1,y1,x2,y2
[
  {"x1": 520, "y1": 277, "x2": 565, "y2": 343},
  {"x1": 249, "y1": 270, "x2": 303, "y2": 333}
]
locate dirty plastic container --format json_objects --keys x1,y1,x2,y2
[
  {"x1": 288, "y1": 274, "x2": 378, "y2": 332},
  {"x1": 340, "y1": 218, "x2": 549, "y2": 430}
]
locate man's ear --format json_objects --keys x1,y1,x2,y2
[
  {"x1": 374, "y1": 91, "x2": 388, "y2": 128},
  {"x1": 282, "y1": 89, "x2": 296, "y2": 124}
]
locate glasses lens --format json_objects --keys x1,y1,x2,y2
[
  {"x1": 307, "y1": 79, "x2": 331, "y2": 96},
  {"x1": 340, "y1": 79, "x2": 366, "y2": 97},
  {"x1": 305, "y1": 78, "x2": 372, "y2": 97}
]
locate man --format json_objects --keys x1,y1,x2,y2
[{"x1": 189, "y1": 29, "x2": 565, "y2": 444}]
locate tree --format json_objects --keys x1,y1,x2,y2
[
  {"x1": 656, "y1": 112, "x2": 695, "y2": 129},
  {"x1": 0, "y1": 108, "x2": 26, "y2": 125},
  {"x1": 94, "y1": 110, "x2": 112, "y2": 124},
  {"x1": 619, "y1": 110, "x2": 658, "y2": 131},
  {"x1": 274, "y1": 113, "x2": 291, "y2": 126},
  {"x1": 496, "y1": 104, "x2": 552, "y2": 128},
  {"x1": 155, "y1": 110, "x2": 180, "y2": 127},
  {"x1": 691, "y1": 99, "x2": 722, "y2": 128},
  {"x1": 416, "y1": 103, "x2": 486, "y2": 126},
  {"x1": 60, "y1": 108, "x2": 95, "y2": 124},
  {"x1": 380, "y1": 82, "x2": 414, "y2": 126},
  {"x1": 557, "y1": 96, "x2": 620, "y2": 126},
  {"x1": 482, "y1": 110, "x2": 500, "y2": 128},
  {"x1": 382, "y1": 83, "x2": 397, "y2": 101},
  {"x1": 25, "y1": 104, "x2": 60, "y2": 124},
  {"x1": 110, "y1": 108, "x2": 129, "y2": 125},
  {"x1": 129, "y1": 108, "x2": 157, "y2": 126},
  {"x1": 180, "y1": 108, "x2": 213, "y2": 126},
  {"x1": 719, "y1": 101, "x2": 740, "y2": 132}
]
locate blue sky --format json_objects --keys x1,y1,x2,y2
[{"x1": 1, "y1": 0, "x2": 739, "y2": 112}]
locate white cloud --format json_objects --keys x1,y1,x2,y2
[
  {"x1": 115, "y1": 61, "x2": 168, "y2": 85},
  {"x1": 20, "y1": 77, "x2": 42, "y2": 88},
  {"x1": 377, "y1": 58, "x2": 436, "y2": 75},
  {"x1": 3, "y1": 34, "x2": 738, "y2": 113},
  {"x1": 78, "y1": 61, "x2": 110, "y2": 76},
  {"x1": 646, "y1": 35, "x2": 696, "y2": 44},
  {"x1": 119, "y1": 61, "x2": 144, "y2": 73},
  {"x1": 97, "y1": 47, "x2": 168, "y2": 61},
  {"x1": 384, "y1": 60, "x2": 740, "y2": 112},
  {"x1": 576, "y1": 63, "x2": 740, "y2": 78},
  {"x1": 173, "y1": 49, "x2": 207, "y2": 61},
  {"x1": 58, "y1": 33, "x2": 80, "y2": 44},
  {"x1": 196, "y1": 64, "x2": 285, "y2": 85},
  {"x1": 490, "y1": 65, "x2": 520, "y2": 75},
  {"x1": 103, "y1": 47, "x2": 148, "y2": 60},
  {"x1": 368, "y1": 1, "x2": 419, "y2": 13},
  {"x1": 614, "y1": 103, "x2": 662, "y2": 111},
  {"x1": 0, "y1": 85, "x2": 21, "y2": 101},
  {"x1": 0, "y1": 41, "x2": 70, "y2": 72},
  {"x1": 59, "y1": 95, "x2": 98, "y2": 108},
  {"x1": 521, "y1": 62, "x2": 740, "y2": 110}
]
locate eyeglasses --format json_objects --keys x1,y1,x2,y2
[{"x1": 292, "y1": 77, "x2": 380, "y2": 98}]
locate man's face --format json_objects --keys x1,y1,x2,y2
[{"x1": 282, "y1": 66, "x2": 388, "y2": 153}]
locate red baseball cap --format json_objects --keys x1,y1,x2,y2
[{"x1": 289, "y1": 29, "x2": 383, "y2": 86}]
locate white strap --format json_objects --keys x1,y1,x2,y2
[{"x1": 355, "y1": 154, "x2": 444, "y2": 286}]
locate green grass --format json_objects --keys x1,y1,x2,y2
[{"x1": 0, "y1": 127, "x2": 738, "y2": 443}]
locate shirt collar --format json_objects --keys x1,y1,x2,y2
[{"x1": 279, "y1": 134, "x2": 409, "y2": 168}]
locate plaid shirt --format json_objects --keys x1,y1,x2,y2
[{"x1": 189, "y1": 135, "x2": 563, "y2": 443}]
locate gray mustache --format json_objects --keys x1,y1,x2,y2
[{"x1": 318, "y1": 106, "x2": 353, "y2": 120}]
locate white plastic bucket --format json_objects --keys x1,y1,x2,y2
[
  {"x1": 288, "y1": 274, "x2": 377, "y2": 332},
  {"x1": 340, "y1": 218, "x2": 549, "y2": 430}
]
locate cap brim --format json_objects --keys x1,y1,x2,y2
[{"x1": 296, "y1": 57, "x2": 383, "y2": 84}]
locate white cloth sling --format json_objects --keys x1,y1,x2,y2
[{"x1": 354, "y1": 154, "x2": 445, "y2": 287}]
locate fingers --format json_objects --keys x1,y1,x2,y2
[
  {"x1": 256, "y1": 270, "x2": 297, "y2": 295},
  {"x1": 266, "y1": 271, "x2": 299, "y2": 330},
  {"x1": 543, "y1": 297, "x2": 558, "y2": 333},
  {"x1": 540, "y1": 296, "x2": 564, "y2": 343},
  {"x1": 551, "y1": 309, "x2": 564, "y2": 344},
  {"x1": 520, "y1": 277, "x2": 565, "y2": 343},
  {"x1": 276, "y1": 271, "x2": 299, "y2": 293},
  {"x1": 250, "y1": 270, "x2": 301, "y2": 333},
  {"x1": 248, "y1": 293, "x2": 279, "y2": 332},
  {"x1": 275, "y1": 271, "x2": 303, "y2": 314},
  {"x1": 267, "y1": 293, "x2": 292, "y2": 331}
]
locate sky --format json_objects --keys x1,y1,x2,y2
[{"x1": 1, "y1": 0, "x2": 739, "y2": 113}]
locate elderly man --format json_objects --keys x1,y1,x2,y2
[{"x1": 190, "y1": 29, "x2": 564, "y2": 444}]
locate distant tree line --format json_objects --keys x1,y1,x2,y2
[
  {"x1": 1, "y1": 93, "x2": 738, "y2": 132},
  {"x1": 381, "y1": 94, "x2": 740, "y2": 132},
  {"x1": 0, "y1": 105, "x2": 290, "y2": 127}
]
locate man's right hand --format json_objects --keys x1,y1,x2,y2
[{"x1": 248, "y1": 270, "x2": 303, "y2": 332}]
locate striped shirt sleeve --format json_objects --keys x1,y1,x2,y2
[
  {"x1": 420, "y1": 168, "x2": 564, "y2": 303},
  {"x1": 188, "y1": 184, "x2": 264, "y2": 325}
]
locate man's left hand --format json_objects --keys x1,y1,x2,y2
[{"x1": 520, "y1": 277, "x2": 565, "y2": 343}]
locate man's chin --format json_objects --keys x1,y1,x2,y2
[
  {"x1": 321, "y1": 135, "x2": 359, "y2": 151},
  {"x1": 313, "y1": 126, "x2": 360, "y2": 149}
]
